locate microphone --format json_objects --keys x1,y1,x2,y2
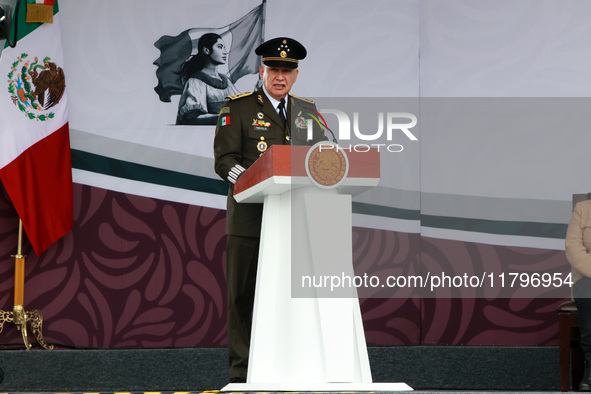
[
  {"x1": 322, "y1": 123, "x2": 338, "y2": 144},
  {"x1": 303, "y1": 106, "x2": 338, "y2": 144}
]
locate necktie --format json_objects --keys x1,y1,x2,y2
[{"x1": 278, "y1": 98, "x2": 287, "y2": 127}]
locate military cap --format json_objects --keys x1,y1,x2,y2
[{"x1": 255, "y1": 37, "x2": 307, "y2": 69}]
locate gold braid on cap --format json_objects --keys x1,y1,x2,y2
[{"x1": 262, "y1": 57, "x2": 299, "y2": 63}]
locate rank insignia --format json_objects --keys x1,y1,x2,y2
[
  {"x1": 291, "y1": 94, "x2": 315, "y2": 104},
  {"x1": 227, "y1": 91, "x2": 253, "y2": 100}
]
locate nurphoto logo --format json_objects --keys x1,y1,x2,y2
[{"x1": 306, "y1": 109, "x2": 418, "y2": 153}]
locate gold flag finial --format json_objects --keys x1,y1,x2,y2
[{"x1": 26, "y1": 1, "x2": 54, "y2": 24}]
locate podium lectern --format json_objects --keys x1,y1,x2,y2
[{"x1": 221, "y1": 144, "x2": 412, "y2": 392}]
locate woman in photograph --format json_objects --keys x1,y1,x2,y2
[{"x1": 176, "y1": 33, "x2": 239, "y2": 125}]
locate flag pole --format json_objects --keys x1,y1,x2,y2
[
  {"x1": 0, "y1": 218, "x2": 54, "y2": 350},
  {"x1": 253, "y1": 0, "x2": 266, "y2": 91},
  {"x1": 261, "y1": 0, "x2": 266, "y2": 42},
  {"x1": 12, "y1": 218, "x2": 31, "y2": 349}
]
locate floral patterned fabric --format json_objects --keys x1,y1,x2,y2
[{"x1": 0, "y1": 183, "x2": 565, "y2": 347}]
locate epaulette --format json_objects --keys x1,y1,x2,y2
[
  {"x1": 290, "y1": 94, "x2": 315, "y2": 104},
  {"x1": 227, "y1": 91, "x2": 253, "y2": 100}
]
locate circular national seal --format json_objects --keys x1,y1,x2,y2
[
  {"x1": 305, "y1": 141, "x2": 349, "y2": 189},
  {"x1": 7, "y1": 54, "x2": 65, "y2": 121}
]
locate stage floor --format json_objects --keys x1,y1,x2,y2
[{"x1": 0, "y1": 346, "x2": 567, "y2": 392}]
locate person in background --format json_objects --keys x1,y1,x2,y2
[{"x1": 566, "y1": 198, "x2": 591, "y2": 391}]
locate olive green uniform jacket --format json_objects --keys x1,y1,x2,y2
[{"x1": 214, "y1": 87, "x2": 328, "y2": 237}]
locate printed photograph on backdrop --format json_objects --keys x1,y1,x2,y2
[{"x1": 153, "y1": 2, "x2": 265, "y2": 126}]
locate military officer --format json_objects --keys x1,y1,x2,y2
[{"x1": 213, "y1": 37, "x2": 327, "y2": 383}]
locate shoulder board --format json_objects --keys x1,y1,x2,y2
[
  {"x1": 227, "y1": 91, "x2": 253, "y2": 100},
  {"x1": 290, "y1": 94, "x2": 315, "y2": 104}
]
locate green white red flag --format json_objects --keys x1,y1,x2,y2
[{"x1": 0, "y1": 0, "x2": 73, "y2": 256}]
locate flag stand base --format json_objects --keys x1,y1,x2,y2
[
  {"x1": 0, "y1": 305, "x2": 53, "y2": 350},
  {"x1": 0, "y1": 219, "x2": 53, "y2": 350}
]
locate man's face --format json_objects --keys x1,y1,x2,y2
[{"x1": 259, "y1": 65, "x2": 299, "y2": 101}]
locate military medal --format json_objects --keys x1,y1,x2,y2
[
  {"x1": 257, "y1": 136, "x2": 268, "y2": 153},
  {"x1": 252, "y1": 119, "x2": 271, "y2": 130}
]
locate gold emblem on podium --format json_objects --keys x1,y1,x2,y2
[{"x1": 305, "y1": 141, "x2": 349, "y2": 188}]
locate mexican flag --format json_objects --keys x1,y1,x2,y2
[{"x1": 0, "y1": 0, "x2": 73, "y2": 256}]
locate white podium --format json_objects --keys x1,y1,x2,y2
[{"x1": 221, "y1": 144, "x2": 412, "y2": 392}]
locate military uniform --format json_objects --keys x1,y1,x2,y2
[{"x1": 214, "y1": 87, "x2": 327, "y2": 380}]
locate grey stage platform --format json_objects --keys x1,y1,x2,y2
[{"x1": 0, "y1": 346, "x2": 565, "y2": 392}]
